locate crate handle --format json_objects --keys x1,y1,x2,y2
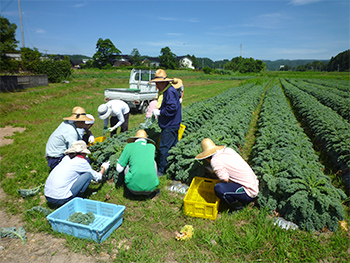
[{"x1": 96, "y1": 222, "x2": 115, "y2": 243}]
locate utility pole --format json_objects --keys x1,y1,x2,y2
[{"x1": 18, "y1": 0, "x2": 25, "y2": 48}]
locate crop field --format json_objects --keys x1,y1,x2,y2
[{"x1": 0, "y1": 69, "x2": 349, "y2": 262}]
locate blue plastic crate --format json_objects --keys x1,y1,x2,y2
[{"x1": 47, "y1": 197, "x2": 125, "y2": 243}]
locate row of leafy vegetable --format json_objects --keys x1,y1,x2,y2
[
  {"x1": 251, "y1": 82, "x2": 346, "y2": 231},
  {"x1": 285, "y1": 78, "x2": 349, "y2": 121},
  {"x1": 280, "y1": 79, "x2": 350, "y2": 189},
  {"x1": 89, "y1": 77, "x2": 348, "y2": 231},
  {"x1": 166, "y1": 81, "x2": 267, "y2": 182}
]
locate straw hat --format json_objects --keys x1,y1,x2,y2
[
  {"x1": 126, "y1": 129, "x2": 155, "y2": 145},
  {"x1": 97, "y1": 103, "x2": 112, "y2": 120},
  {"x1": 150, "y1": 69, "x2": 174, "y2": 82},
  {"x1": 85, "y1": 114, "x2": 95, "y2": 125},
  {"x1": 195, "y1": 138, "x2": 225, "y2": 160},
  {"x1": 63, "y1": 107, "x2": 94, "y2": 122},
  {"x1": 64, "y1": 140, "x2": 91, "y2": 155},
  {"x1": 171, "y1": 78, "x2": 183, "y2": 89}
]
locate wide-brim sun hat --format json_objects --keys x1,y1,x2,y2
[
  {"x1": 63, "y1": 106, "x2": 94, "y2": 122},
  {"x1": 64, "y1": 140, "x2": 91, "y2": 155},
  {"x1": 172, "y1": 78, "x2": 183, "y2": 89},
  {"x1": 150, "y1": 69, "x2": 174, "y2": 83},
  {"x1": 85, "y1": 114, "x2": 95, "y2": 125},
  {"x1": 195, "y1": 138, "x2": 225, "y2": 160},
  {"x1": 97, "y1": 103, "x2": 112, "y2": 120},
  {"x1": 126, "y1": 129, "x2": 155, "y2": 145}
]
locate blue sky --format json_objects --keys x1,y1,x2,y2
[{"x1": 2, "y1": 0, "x2": 349, "y2": 61}]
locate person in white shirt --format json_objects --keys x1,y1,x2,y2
[
  {"x1": 97, "y1": 99, "x2": 130, "y2": 136},
  {"x1": 44, "y1": 140, "x2": 110, "y2": 206}
]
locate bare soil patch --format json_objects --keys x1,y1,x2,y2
[
  {"x1": 0, "y1": 126, "x2": 26, "y2": 147},
  {"x1": 0, "y1": 188, "x2": 101, "y2": 263}
]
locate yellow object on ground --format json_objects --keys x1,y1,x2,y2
[
  {"x1": 339, "y1": 220, "x2": 348, "y2": 231},
  {"x1": 175, "y1": 225, "x2": 194, "y2": 241},
  {"x1": 89, "y1": 136, "x2": 106, "y2": 146}
]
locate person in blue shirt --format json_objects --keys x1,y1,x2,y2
[
  {"x1": 45, "y1": 106, "x2": 93, "y2": 170},
  {"x1": 150, "y1": 69, "x2": 182, "y2": 176}
]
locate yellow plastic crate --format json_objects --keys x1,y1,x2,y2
[
  {"x1": 184, "y1": 177, "x2": 220, "y2": 220},
  {"x1": 90, "y1": 136, "x2": 106, "y2": 146}
]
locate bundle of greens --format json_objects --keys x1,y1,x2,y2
[{"x1": 67, "y1": 211, "x2": 95, "y2": 225}]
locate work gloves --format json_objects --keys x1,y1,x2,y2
[
  {"x1": 101, "y1": 160, "x2": 110, "y2": 171},
  {"x1": 88, "y1": 135, "x2": 95, "y2": 144},
  {"x1": 153, "y1": 109, "x2": 160, "y2": 117},
  {"x1": 107, "y1": 127, "x2": 116, "y2": 133}
]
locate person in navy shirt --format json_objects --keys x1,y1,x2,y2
[{"x1": 150, "y1": 69, "x2": 182, "y2": 176}]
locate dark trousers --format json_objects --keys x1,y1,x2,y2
[
  {"x1": 46, "y1": 156, "x2": 64, "y2": 171},
  {"x1": 214, "y1": 182, "x2": 255, "y2": 205},
  {"x1": 110, "y1": 112, "x2": 129, "y2": 136},
  {"x1": 158, "y1": 127, "x2": 178, "y2": 174}
]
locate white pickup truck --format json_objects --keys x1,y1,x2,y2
[{"x1": 104, "y1": 69, "x2": 157, "y2": 113}]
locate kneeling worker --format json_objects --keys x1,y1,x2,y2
[
  {"x1": 195, "y1": 138, "x2": 259, "y2": 209},
  {"x1": 116, "y1": 129, "x2": 160, "y2": 198},
  {"x1": 44, "y1": 140, "x2": 110, "y2": 206}
]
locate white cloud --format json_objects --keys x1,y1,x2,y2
[
  {"x1": 36, "y1": 29, "x2": 46, "y2": 34},
  {"x1": 289, "y1": 0, "x2": 322, "y2": 6}
]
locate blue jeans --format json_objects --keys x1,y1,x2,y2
[
  {"x1": 158, "y1": 127, "x2": 178, "y2": 174},
  {"x1": 214, "y1": 182, "x2": 255, "y2": 205},
  {"x1": 45, "y1": 172, "x2": 93, "y2": 206}
]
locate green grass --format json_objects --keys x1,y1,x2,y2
[{"x1": 0, "y1": 69, "x2": 349, "y2": 262}]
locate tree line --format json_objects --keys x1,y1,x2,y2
[{"x1": 1, "y1": 15, "x2": 349, "y2": 84}]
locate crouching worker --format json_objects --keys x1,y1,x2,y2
[
  {"x1": 116, "y1": 129, "x2": 160, "y2": 198},
  {"x1": 44, "y1": 140, "x2": 110, "y2": 206},
  {"x1": 195, "y1": 138, "x2": 259, "y2": 210}
]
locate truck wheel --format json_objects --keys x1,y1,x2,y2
[{"x1": 141, "y1": 102, "x2": 149, "y2": 114}]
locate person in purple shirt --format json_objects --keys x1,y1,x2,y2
[{"x1": 150, "y1": 69, "x2": 182, "y2": 177}]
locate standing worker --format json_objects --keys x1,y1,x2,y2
[
  {"x1": 97, "y1": 99, "x2": 130, "y2": 136},
  {"x1": 44, "y1": 140, "x2": 110, "y2": 207},
  {"x1": 173, "y1": 78, "x2": 184, "y2": 103},
  {"x1": 195, "y1": 138, "x2": 259, "y2": 209},
  {"x1": 116, "y1": 129, "x2": 160, "y2": 198},
  {"x1": 150, "y1": 69, "x2": 182, "y2": 177},
  {"x1": 45, "y1": 106, "x2": 93, "y2": 170}
]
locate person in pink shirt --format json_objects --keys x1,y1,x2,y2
[
  {"x1": 195, "y1": 138, "x2": 259, "y2": 209},
  {"x1": 146, "y1": 97, "x2": 158, "y2": 119}
]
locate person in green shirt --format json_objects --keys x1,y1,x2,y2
[{"x1": 116, "y1": 129, "x2": 160, "y2": 198}]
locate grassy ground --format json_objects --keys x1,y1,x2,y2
[{"x1": 0, "y1": 69, "x2": 349, "y2": 262}]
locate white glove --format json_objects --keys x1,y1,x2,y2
[
  {"x1": 179, "y1": 98, "x2": 183, "y2": 103},
  {"x1": 153, "y1": 109, "x2": 160, "y2": 117},
  {"x1": 108, "y1": 127, "x2": 116, "y2": 133},
  {"x1": 88, "y1": 135, "x2": 95, "y2": 144},
  {"x1": 101, "y1": 161, "x2": 110, "y2": 171}
]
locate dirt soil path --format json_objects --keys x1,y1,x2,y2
[{"x1": 0, "y1": 126, "x2": 105, "y2": 262}]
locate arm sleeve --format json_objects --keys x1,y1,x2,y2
[
  {"x1": 111, "y1": 108, "x2": 125, "y2": 129},
  {"x1": 116, "y1": 163, "x2": 125, "y2": 173},
  {"x1": 211, "y1": 158, "x2": 229, "y2": 182},
  {"x1": 159, "y1": 89, "x2": 178, "y2": 117},
  {"x1": 76, "y1": 159, "x2": 102, "y2": 181},
  {"x1": 103, "y1": 118, "x2": 109, "y2": 127}
]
